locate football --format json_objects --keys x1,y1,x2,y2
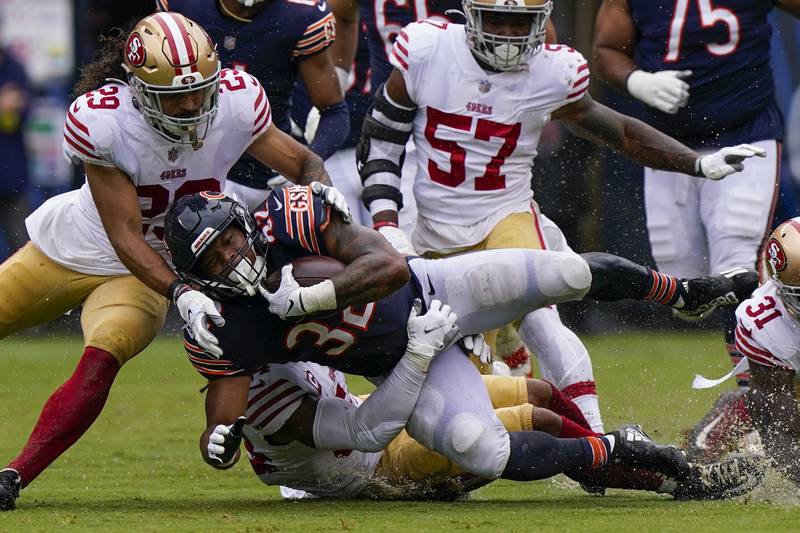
[{"x1": 264, "y1": 255, "x2": 345, "y2": 292}]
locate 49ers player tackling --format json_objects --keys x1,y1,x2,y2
[
  {"x1": 0, "y1": 12, "x2": 348, "y2": 510},
  {"x1": 733, "y1": 218, "x2": 800, "y2": 487},
  {"x1": 358, "y1": 0, "x2": 765, "y2": 431}
]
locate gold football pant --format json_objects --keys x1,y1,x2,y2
[
  {"x1": 0, "y1": 243, "x2": 169, "y2": 364},
  {"x1": 423, "y1": 211, "x2": 545, "y2": 372},
  {"x1": 372, "y1": 375, "x2": 531, "y2": 493}
]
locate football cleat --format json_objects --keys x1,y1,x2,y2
[
  {"x1": 0, "y1": 468, "x2": 21, "y2": 511},
  {"x1": 684, "y1": 388, "x2": 756, "y2": 462},
  {"x1": 609, "y1": 425, "x2": 690, "y2": 480},
  {"x1": 670, "y1": 454, "x2": 766, "y2": 500},
  {"x1": 673, "y1": 268, "x2": 758, "y2": 322}
]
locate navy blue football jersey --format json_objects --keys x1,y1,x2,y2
[
  {"x1": 292, "y1": 24, "x2": 373, "y2": 149},
  {"x1": 184, "y1": 185, "x2": 419, "y2": 379},
  {"x1": 628, "y1": 0, "x2": 783, "y2": 148},
  {"x1": 159, "y1": 0, "x2": 336, "y2": 185},
  {"x1": 359, "y1": 0, "x2": 463, "y2": 92}
]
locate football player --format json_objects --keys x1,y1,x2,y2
[
  {"x1": 158, "y1": 0, "x2": 352, "y2": 211},
  {"x1": 163, "y1": 188, "x2": 759, "y2": 489},
  {"x1": 0, "y1": 13, "x2": 351, "y2": 510},
  {"x1": 592, "y1": 0, "x2": 800, "y2": 456},
  {"x1": 230, "y1": 361, "x2": 762, "y2": 500},
  {"x1": 356, "y1": 0, "x2": 765, "y2": 429},
  {"x1": 728, "y1": 218, "x2": 800, "y2": 486}
]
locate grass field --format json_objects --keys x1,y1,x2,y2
[{"x1": 0, "y1": 332, "x2": 798, "y2": 532}]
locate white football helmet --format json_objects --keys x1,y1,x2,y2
[
  {"x1": 463, "y1": 0, "x2": 552, "y2": 71},
  {"x1": 765, "y1": 217, "x2": 800, "y2": 317},
  {"x1": 122, "y1": 12, "x2": 221, "y2": 149}
]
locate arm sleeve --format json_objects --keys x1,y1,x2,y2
[
  {"x1": 183, "y1": 332, "x2": 249, "y2": 379},
  {"x1": 311, "y1": 351, "x2": 428, "y2": 452},
  {"x1": 293, "y1": 10, "x2": 336, "y2": 58},
  {"x1": 262, "y1": 186, "x2": 330, "y2": 255},
  {"x1": 63, "y1": 94, "x2": 117, "y2": 168},
  {"x1": 309, "y1": 101, "x2": 349, "y2": 159}
]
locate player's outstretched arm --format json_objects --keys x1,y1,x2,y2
[
  {"x1": 86, "y1": 163, "x2": 181, "y2": 296},
  {"x1": 200, "y1": 375, "x2": 251, "y2": 469},
  {"x1": 246, "y1": 124, "x2": 332, "y2": 186},
  {"x1": 270, "y1": 300, "x2": 458, "y2": 452},
  {"x1": 746, "y1": 363, "x2": 800, "y2": 486},
  {"x1": 553, "y1": 94, "x2": 765, "y2": 179}
]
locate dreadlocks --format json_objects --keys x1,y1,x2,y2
[{"x1": 73, "y1": 26, "x2": 131, "y2": 97}]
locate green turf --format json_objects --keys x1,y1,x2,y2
[{"x1": 0, "y1": 332, "x2": 797, "y2": 532}]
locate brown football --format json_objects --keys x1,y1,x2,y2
[{"x1": 265, "y1": 255, "x2": 345, "y2": 292}]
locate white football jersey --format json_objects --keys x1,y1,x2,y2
[
  {"x1": 390, "y1": 21, "x2": 589, "y2": 230},
  {"x1": 25, "y1": 68, "x2": 272, "y2": 276},
  {"x1": 734, "y1": 280, "x2": 800, "y2": 373},
  {"x1": 243, "y1": 362, "x2": 381, "y2": 498}
]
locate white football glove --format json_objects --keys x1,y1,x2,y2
[
  {"x1": 460, "y1": 334, "x2": 492, "y2": 365},
  {"x1": 310, "y1": 181, "x2": 352, "y2": 223},
  {"x1": 377, "y1": 225, "x2": 417, "y2": 256},
  {"x1": 259, "y1": 264, "x2": 337, "y2": 320},
  {"x1": 626, "y1": 69, "x2": 691, "y2": 114},
  {"x1": 207, "y1": 417, "x2": 246, "y2": 467},
  {"x1": 697, "y1": 144, "x2": 767, "y2": 180},
  {"x1": 404, "y1": 299, "x2": 460, "y2": 372},
  {"x1": 176, "y1": 288, "x2": 225, "y2": 357}
]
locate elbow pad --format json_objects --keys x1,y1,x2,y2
[{"x1": 357, "y1": 83, "x2": 416, "y2": 211}]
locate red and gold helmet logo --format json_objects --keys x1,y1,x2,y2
[
  {"x1": 767, "y1": 238, "x2": 788, "y2": 272},
  {"x1": 126, "y1": 32, "x2": 146, "y2": 67}
]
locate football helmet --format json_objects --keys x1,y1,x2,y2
[
  {"x1": 764, "y1": 217, "x2": 800, "y2": 316},
  {"x1": 463, "y1": 0, "x2": 552, "y2": 71},
  {"x1": 122, "y1": 12, "x2": 220, "y2": 149},
  {"x1": 165, "y1": 192, "x2": 268, "y2": 300}
]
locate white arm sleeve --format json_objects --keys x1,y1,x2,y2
[{"x1": 311, "y1": 355, "x2": 427, "y2": 452}]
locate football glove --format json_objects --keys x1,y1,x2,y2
[
  {"x1": 626, "y1": 70, "x2": 691, "y2": 114},
  {"x1": 404, "y1": 299, "x2": 460, "y2": 372},
  {"x1": 175, "y1": 286, "x2": 225, "y2": 357},
  {"x1": 696, "y1": 144, "x2": 767, "y2": 180},
  {"x1": 377, "y1": 224, "x2": 417, "y2": 256},
  {"x1": 259, "y1": 264, "x2": 337, "y2": 320},
  {"x1": 460, "y1": 334, "x2": 492, "y2": 365},
  {"x1": 310, "y1": 181, "x2": 352, "y2": 223},
  {"x1": 207, "y1": 417, "x2": 246, "y2": 468}
]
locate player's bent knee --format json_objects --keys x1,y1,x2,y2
[
  {"x1": 535, "y1": 252, "x2": 591, "y2": 301},
  {"x1": 444, "y1": 413, "x2": 509, "y2": 479}
]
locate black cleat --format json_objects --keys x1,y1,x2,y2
[
  {"x1": 670, "y1": 454, "x2": 766, "y2": 500},
  {"x1": 674, "y1": 268, "x2": 758, "y2": 322},
  {"x1": 0, "y1": 469, "x2": 20, "y2": 511},
  {"x1": 609, "y1": 425, "x2": 690, "y2": 481}
]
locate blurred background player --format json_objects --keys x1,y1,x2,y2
[
  {"x1": 357, "y1": 0, "x2": 764, "y2": 431},
  {"x1": 0, "y1": 45, "x2": 31, "y2": 259},
  {"x1": 592, "y1": 0, "x2": 800, "y2": 456},
  {"x1": 159, "y1": 0, "x2": 351, "y2": 210},
  {"x1": 0, "y1": 12, "x2": 347, "y2": 511}
]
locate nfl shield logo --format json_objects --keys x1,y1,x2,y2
[
  {"x1": 224, "y1": 36, "x2": 236, "y2": 50},
  {"x1": 479, "y1": 80, "x2": 492, "y2": 93},
  {"x1": 168, "y1": 148, "x2": 180, "y2": 162}
]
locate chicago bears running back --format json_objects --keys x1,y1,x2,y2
[
  {"x1": 159, "y1": 0, "x2": 348, "y2": 208},
  {"x1": 163, "y1": 187, "x2": 764, "y2": 488}
]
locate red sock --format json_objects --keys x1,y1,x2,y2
[
  {"x1": 643, "y1": 270, "x2": 680, "y2": 305},
  {"x1": 8, "y1": 347, "x2": 120, "y2": 487},
  {"x1": 547, "y1": 381, "x2": 592, "y2": 431},
  {"x1": 560, "y1": 416, "x2": 599, "y2": 438}
]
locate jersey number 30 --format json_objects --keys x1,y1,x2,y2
[{"x1": 425, "y1": 107, "x2": 521, "y2": 191}]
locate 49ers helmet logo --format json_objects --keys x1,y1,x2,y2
[
  {"x1": 767, "y1": 238, "x2": 787, "y2": 272},
  {"x1": 126, "y1": 32, "x2": 145, "y2": 67}
]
